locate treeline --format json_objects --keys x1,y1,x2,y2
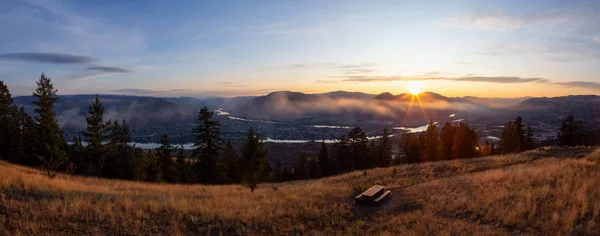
[
  {"x1": 272, "y1": 121, "x2": 483, "y2": 182},
  {"x1": 0, "y1": 74, "x2": 270, "y2": 191},
  {"x1": 273, "y1": 115, "x2": 599, "y2": 182}
]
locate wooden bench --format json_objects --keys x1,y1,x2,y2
[{"x1": 355, "y1": 185, "x2": 391, "y2": 206}]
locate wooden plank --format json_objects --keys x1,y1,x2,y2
[
  {"x1": 361, "y1": 185, "x2": 384, "y2": 199},
  {"x1": 374, "y1": 190, "x2": 391, "y2": 202}
]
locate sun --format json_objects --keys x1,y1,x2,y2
[{"x1": 408, "y1": 82, "x2": 422, "y2": 95}]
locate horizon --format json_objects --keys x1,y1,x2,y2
[
  {"x1": 1, "y1": 0, "x2": 600, "y2": 98},
  {"x1": 10, "y1": 89, "x2": 598, "y2": 100}
]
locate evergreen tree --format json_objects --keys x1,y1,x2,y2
[
  {"x1": 0, "y1": 81, "x2": 20, "y2": 163},
  {"x1": 103, "y1": 120, "x2": 134, "y2": 179},
  {"x1": 499, "y1": 117, "x2": 534, "y2": 153},
  {"x1": 32, "y1": 73, "x2": 66, "y2": 178},
  {"x1": 317, "y1": 141, "x2": 332, "y2": 176},
  {"x1": 333, "y1": 135, "x2": 351, "y2": 173},
  {"x1": 221, "y1": 140, "x2": 241, "y2": 183},
  {"x1": 81, "y1": 95, "x2": 109, "y2": 176},
  {"x1": 294, "y1": 154, "x2": 308, "y2": 179},
  {"x1": 144, "y1": 152, "x2": 163, "y2": 182},
  {"x1": 241, "y1": 127, "x2": 268, "y2": 192},
  {"x1": 525, "y1": 125, "x2": 535, "y2": 150},
  {"x1": 67, "y1": 135, "x2": 86, "y2": 175},
  {"x1": 176, "y1": 145, "x2": 196, "y2": 183},
  {"x1": 374, "y1": 129, "x2": 392, "y2": 167},
  {"x1": 499, "y1": 121, "x2": 518, "y2": 154},
  {"x1": 557, "y1": 115, "x2": 584, "y2": 146},
  {"x1": 439, "y1": 122, "x2": 455, "y2": 160},
  {"x1": 423, "y1": 121, "x2": 441, "y2": 161},
  {"x1": 348, "y1": 127, "x2": 370, "y2": 170},
  {"x1": 156, "y1": 134, "x2": 177, "y2": 182},
  {"x1": 514, "y1": 117, "x2": 525, "y2": 151},
  {"x1": 17, "y1": 106, "x2": 36, "y2": 165},
  {"x1": 307, "y1": 157, "x2": 319, "y2": 179},
  {"x1": 272, "y1": 158, "x2": 283, "y2": 182},
  {"x1": 400, "y1": 133, "x2": 422, "y2": 163},
  {"x1": 451, "y1": 123, "x2": 480, "y2": 159},
  {"x1": 192, "y1": 106, "x2": 224, "y2": 184}
]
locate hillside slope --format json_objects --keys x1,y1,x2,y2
[{"x1": 1, "y1": 147, "x2": 599, "y2": 235}]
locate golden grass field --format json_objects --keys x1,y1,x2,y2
[{"x1": 1, "y1": 146, "x2": 600, "y2": 235}]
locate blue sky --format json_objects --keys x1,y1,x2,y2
[{"x1": 0, "y1": 0, "x2": 599, "y2": 97}]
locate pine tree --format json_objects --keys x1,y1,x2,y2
[
  {"x1": 525, "y1": 125, "x2": 534, "y2": 150},
  {"x1": 499, "y1": 121, "x2": 518, "y2": 154},
  {"x1": 272, "y1": 158, "x2": 283, "y2": 182},
  {"x1": 144, "y1": 152, "x2": 163, "y2": 182},
  {"x1": 557, "y1": 115, "x2": 584, "y2": 146},
  {"x1": 317, "y1": 141, "x2": 332, "y2": 176},
  {"x1": 221, "y1": 140, "x2": 241, "y2": 183},
  {"x1": 348, "y1": 127, "x2": 370, "y2": 170},
  {"x1": 103, "y1": 120, "x2": 134, "y2": 179},
  {"x1": 175, "y1": 145, "x2": 196, "y2": 183},
  {"x1": 423, "y1": 121, "x2": 441, "y2": 161},
  {"x1": 439, "y1": 122, "x2": 455, "y2": 160},
  {"x1": 192, "y1": 106, "x2": 224, "y2": 184},
  {"x1": 17, "y1": 106, "x2": 36, "y2": 165},
  {"x1": 406, "y1": 134, "x2": 422, "y2": 163},
  {"x1": 333, "y1": 135, "x2": 350, "y2": 173},
  {"x1": 307, "y1": 157, "x2": 319, "y2": 179},
  {"x1": 32, "y1": 73, "x2": 66, "y2": 178},
  {"x1": 67, "y1": 135, "x2": 86, "y2": 175},
  {"x1": 241, "y1": 127, "x2": 268, "y2": 192},
  {"x1": 81, "y1": 95, "x2": 109, "y2": 176},
  {"x1": 156, "y1": 133, "x2": 178, "y2": 182},
  {"x1": 374, "y1": 129, "x2": 392, "y2": 167},
  {"x1": 514, "y1": 117, "x2": 525, "y2": 151},
  {"x1": 451, "y1": 123, "x2": 480, "y2": 159},
  {"x1": 0, "y1": 81, "x2": 20, "y2": 163}
]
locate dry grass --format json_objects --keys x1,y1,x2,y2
[{"x1": 1, "y1": 146, "x2": 599, "y2": 235}]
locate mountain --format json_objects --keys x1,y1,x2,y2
[
  {"x1": 516, "y1": 95, "x2": 600, "y2": 124},
  {"x1": 373, "y1": 91, "x2": 452, "y2": 103},
  {"x1": 12, "y1": 91, "x2": 600, "y2": 143}
]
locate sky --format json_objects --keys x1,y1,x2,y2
[{"x1": 0, "y1": 0, "x2": 599, "y2": 98}]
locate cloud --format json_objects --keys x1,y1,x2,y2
[
  {"x1": 317, "y1": 75, "x2": 548, "y2": 84},
  {"x1": 0, "y1": 52, "x2": 94, "y2": 64},
  {"x1": 86, "y1": 66, "x2": 131, "y2": 73},
  {"x1": 441, "y1": 10, "x2": 571, "y2": 31},
  {"x1": 110, "y1": 89, "x2": 163, "y2": 94},
  {"x1": 110, "y1": 88, "x2": 192, "y2": 94},
  {"x1": 553, "y1": 81, "x2": 600, "y2": 90},
  {"x1": 65, "y1": 72, "x2": 123, "y2": 81},
  {"x1": 169, "y1": 89, "x2": 191, "y2": 92},
  {"x1": 220, "y1": 82, "x2": 247, "y2": 87},
  {"x1": 478, "y1": 42, "x2": 598, "y2": 62},
  {"x1": 593, "y1": 36, "x2": 600, "y2": 43},
  {"x1": 316, "y1": 79, "x2": 341, "y2": 84}
]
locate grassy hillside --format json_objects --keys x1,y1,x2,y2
[{"x1": 1, "y1": 147, "x2": 600, "y2": 235}]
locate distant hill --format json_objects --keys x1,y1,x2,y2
[
  {"x1": 516, "y1": 95, "x2": 600, "y2": 124},
  {"x1": 12, "y1": 91, "x2": 600, "y2": 143},
  {"x1": 373, "y1": 91, "x2": 452, "y2": 103}
]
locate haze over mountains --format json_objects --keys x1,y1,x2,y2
[{"x1": 12, "y1": 91, "x2": 600, "y2": 143}]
